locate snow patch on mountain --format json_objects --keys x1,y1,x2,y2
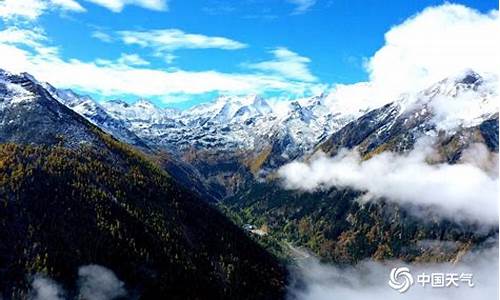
[
  {"x1": 0, "y1": 69, "x2": 35, "y2": 106},
  {"x1": 42, "y1": 82, "x2": 148, "y2": 147}
]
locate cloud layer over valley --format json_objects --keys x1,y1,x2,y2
[
  {"x1": 279, "y1": 139, "x2": 499, "y2": 224},
  {"x1": 288, "y1": 245, "x2": 499, "y2": 300}
]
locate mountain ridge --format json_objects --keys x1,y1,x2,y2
[
  {"x1": 0, "y1": 68, "x2": 288, "y2": 299},
  {"x1": 2, "y1": 67, "x2": 497, "y2": 267},
  {"x1": 8, "y1": 68, "x2": 497, "y2": 203}
]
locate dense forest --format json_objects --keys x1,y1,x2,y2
[
  {"x1": 224, "y1": 182, "x2": 498, "y2": 264},
  {"x1": 0, "y1": 132, "x2": 286, "y2": 299}
]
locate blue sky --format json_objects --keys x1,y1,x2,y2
[{"x1": 0, "y1": 0, "x2": 497, "y2": 109}]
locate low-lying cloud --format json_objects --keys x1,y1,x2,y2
[
  {"x1": 77, "y1": 265, "x2": 127, "y2": 300},
  {"x1": 278, "y1": 139, "x2": 499, "y2": 224},
  {"x1": 288, "y1": 245, "x2": 498, "y2": 300},
  {"x1": 30, "y1": 277, "x2": 65, "y2": 300},
  {"x1": 29, "y1": 264, "x2": 126, "y2": 300}
]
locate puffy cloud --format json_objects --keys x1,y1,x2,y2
[
  {"x1": 0, "y1": 27, "x2": 48, "y2": 49},
  {"x1": 84, "y1": 0, "x2": 168, "y2": 12},
  {"x1": 117, "y1": 53, "x2": 150, "y2": 66},
  {"x1": 30, "y1": 276, "x2": 65, "y2": 300},
  {"x1": 0, "y1": 0, "x2": 85, "y2": 21},
  {"x1": 77, "y1": 265, "x2": 127, "y2": 300},
  {"x1": 0, "y1": 27, "x2": 322, "y2": 98},
  {"x1": 51, "y1": 0, "x2": 86, "y2": 12},
  {"x1": 118, "y1": 28, "x2": 247, "y2": 52},
  {"x1": 367, "y1": 4, "x2": 498, "y2": 93},
  {"x1": 246, "y1": 47, "x2": 317, "y2": 82},
  {"x1": 0, "y1": 0, "x2": 47, "y2": 20},
  {"x1": 0, "y1": 0, "x2": 169, "y2": 20},
  {"x1": 325, "y1": 4, "x2": 499, "y2": 115},
  {"x1": 29, "y1": 265, "x2": 126, "y2": 300},
  {"x1": 278, "y1": 139, "x2": 499, "y2": 224},
  {"x1": 95, "y1": 53, "x2": 151, "y2": 66},
  {"x1": 0, "y1": 45, "x2": 318, "y2": 96}
]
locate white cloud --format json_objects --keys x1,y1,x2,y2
[
  {"x1": 325, "y1": 4, "x2": 499, "y2": 116},
  {"x1": 50, "y1": 0, "x2": 86, "y2": 12},
  {"x1": 278, "y1": 3, "x2": 500, "y2": 227},
  {"x1": 92, "y1": 30, "x2": 114, "y2": 43},
  {"x1": 0, "y1": 0, "x2": 48, "y2": 20},
  {"x1": 29, "y1": 265, "x2": 126, "y2": 300},
  {"x1": 367, "y1": 4, "x2": 498, "y2": 96},
  {"x1": 278, "y1": 139, "x2": 499, "y2": 224},
  {"x1": 0, "y1": 27, "x2": 62, "y2": 63},
  {"x1": 30, "y1": 276, "x2": 65, "y2": 300},
  {"x1": 78, "y1": 265, "x2": 127, "y2": 300},
  {"x1": 290, "y1": 246, "x2": 498, "y2": 300},
  {"x1": 84, "y1": 0, "x2": 167, "y2": 12},
  {"x1": 118, "y1": 28, "x2": 247, "y2": 52},
  {"x1": 287, "y1": 0, "x2": 316, "y2": 14},
  {"x1": 246, "y1": 47, "x2": 317, "y2": 82},
  {"x1": 95, "y1": 28, "x2": 247, "y2": 63},
  {"x1": 0, "y1": 0, "x2": 85, "y2": 20},
  {"x1": 117, "y1": 53, "x2": 150, "y2": 66},
  {"x1": 0, "y1": 27, "x2": 322, "y2": 98},
  {"x1": 0, "y1": 0, "x2": 168, "y2": 16},
  {"x1": 163, "y1": 53, "x2": 177, "y2": 64},
  {"x1": 0, "y1": 27, "x2": 48, "y2": 49},
  {"x1": 95, "y1": 53, "x2": 150, "y2": 66}
]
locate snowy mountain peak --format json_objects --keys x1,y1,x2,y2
[
  {"x1": 457, "y1": 70, "x2": 482, "y2": 85},
  {"x1": 133, "y1": 98, "x2": 157, "y2": 109},
  {"x1": 2, "y1": 68, "x2": 496, "y2": 166},
  {"x1": 424, "y1": 70, "x2": 488, "y2": 99},
  {"x1": 383, "y1": 70, "x2": 498, "y2": 133},
  {"x1": 107, "y1": 99, "x2": 130, "y2": 108},
  {"x1": 184, "y1": 94, "x2": 273, "y2": 124},
  {"x1": 0, "y1": 70, "x2": 35, "y2": 105},
  {"x1": 19, "y1": 72, "x2": 40, "y2": 85}
]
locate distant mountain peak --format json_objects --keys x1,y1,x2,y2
[
  {"x1": 456, "y1": 69, "x2": 482, "y2": 85},
  {"x1": 19, "y1": 72, "x2": 40, "y2": 84},
  {"x1": 106, "y1": 99, "x2": 130, "y2": 107},
  {"x1": 133, "y1": 98, "x2": 157, "y2": 108},
  {"x1": 436, "y1": 69, "x2": 485, "y2": 91}
]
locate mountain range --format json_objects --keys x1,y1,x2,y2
[
  {"x1": 0, "y1": 67, "x2": 498, "y2": 298},
  {"x1": 38, "y1": 69, "x2": 498, "y2": 196},
  {"x1": 0, "y1": 69, "x2": 286, "y2": 299}
]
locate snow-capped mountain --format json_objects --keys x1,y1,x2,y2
[
  {"x1": 1, "y1": 67, "x2": 497, "y2": 200},
  {"x1": 184, "y1": 94, "x2": 272, "y2": 125},
  {"x1": 14, "y1": 68, "x2": 495, "y2": 174},
  {"x1": 415, "y1": 70, "x2": 498, "y2": 131},
  {"x1": 93, "y1": 92, "x2": 352, "y2": 161},
  {"x1": 318, "y1": 70, "x2": 499, "y2": 159},
  {"x1": 0, "y1": 69, "x2": 104, "y2": 148},
  {"x1": 102, "y1": 98, "x2": 180, "y2": 126},
  {"x1": 42, "y1": 83, "x2": 148, "y2": 148}
]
